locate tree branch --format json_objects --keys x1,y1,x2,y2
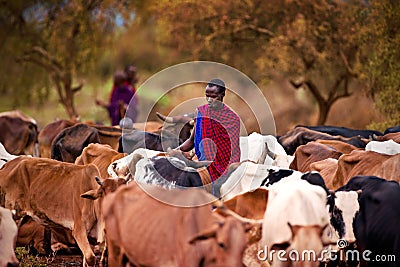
[
  {"x1": 233, "y1": 24, "x2": 275, "y2": 37},
  {"x1": 340, "y1": 49, "x2": 358, "y2": 77}
]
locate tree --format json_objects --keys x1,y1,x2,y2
[
  {"x1": 0, "y1": 0, "x2": 134, "y2": 118},
  {"x1": 150, "y1": 0, "x2": 368, "y2": 125},
  {"x1": 359, "y1": 0, "x2": 400, "y2": 130}
]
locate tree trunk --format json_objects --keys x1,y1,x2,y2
[{"x1": 316, "y1": 100, "x2": 330, "y2": 125}]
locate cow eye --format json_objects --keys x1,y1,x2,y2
[{"x1": 218, "y1": 242, "x2": 226, "y2": 249}]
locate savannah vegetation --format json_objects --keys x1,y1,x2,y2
[{"x1": 0, "y1": 0, "x2": 399, "y2": 133}]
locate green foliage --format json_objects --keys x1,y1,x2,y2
[
  {"x1": 0, "y1": 0, "x2": 136, "y2": 118},
  {"x1": 361, "y1": 0, "x2": 400, "y2": 128},
  {"x1": 15, "y1": 247, "x2": 47, "y2": 267}
]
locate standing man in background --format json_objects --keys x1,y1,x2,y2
[{"x1": 96, "y1": 64, "x2": 139, "y2": 125}]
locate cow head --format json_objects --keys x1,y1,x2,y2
[
  {"x1": 327, "y1": 190, "x2": 360, "y2": 244},
  {"x1": 287, "y1": 223, "x2": 328, "y2": 267},
  {"x1": 80, "y1": 177, "x2": 128, "y2": 200},
  {"x1": 156, "y1": 112, "x2": 195, "y2": 142},
  {"x1": 189, "y1": 216, "x2": 248, "y2": 267}
]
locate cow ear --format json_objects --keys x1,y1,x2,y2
[
  {"x1": 189, "y1": 224, "x2": 219, "y2": 244},
  {"x1": 80, "y1": 189, "x2": 101, "y2": 200}
]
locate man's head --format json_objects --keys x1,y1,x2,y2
[
  {"x1": 206, "y1": 78, "x2": 226, "y2": 110},
  {"x1": 124, "y1": 64, "x2": 138, "y2": 85},
  {"x1": 114, "y1": 70, "x2": 127, "y2": 87}
]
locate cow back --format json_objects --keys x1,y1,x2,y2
[{"x1": 51, "y1": 123, "x2": 100, "y2": 162}]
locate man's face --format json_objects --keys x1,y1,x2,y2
[
  {"x1": 205, "y1": 85, "x2": 223, "y2": 110},
  {"x1": 126, "y1": 66, "x2": 138, "y2": 84}
]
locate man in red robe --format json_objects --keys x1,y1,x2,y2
[{"x1": 177, "y1": 78, "x2": 241, "y2": 194}]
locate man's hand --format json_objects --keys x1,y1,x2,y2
[{"x1": 95, "y1": 99, "x2": 107, "y2": 108}]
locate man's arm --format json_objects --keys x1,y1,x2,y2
[{"x1": 176, "y1": 127, "x2": 195, "y2": 152}]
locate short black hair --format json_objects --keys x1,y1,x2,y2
[{"x1": 207, "y1": 78, "x2": 226, "y2": 94}]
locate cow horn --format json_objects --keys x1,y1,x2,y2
[
  {"x1": 156, "y1": 112, "x2": 174, "y2": 123},
  {"x1": 128, "y1": 153, "x2": 144, "y2": 178},
  {"x1": 95, "y1": 176, "x2": 103, "y2": 186},
  {"x1": 215, "y1": 206, "x2": 263, "y2": 225}
]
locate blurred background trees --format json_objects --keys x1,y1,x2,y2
[{"x1": 0, "y1": 0, "x2": 398, "y2": 132}]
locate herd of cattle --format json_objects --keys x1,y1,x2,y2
[{"x1": 0, "y1": 110, "x2": 399, "y2": 267}]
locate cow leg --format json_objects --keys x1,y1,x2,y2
[
  {"x1": 43, "y1": 227, "x2": 52, "y2": 254},
  {"x1": 72, "y1": 228, "x2": 96, "y2": 267},
  {"x1": 107, "y1": 241, "x2": 124, "y2": 267}
]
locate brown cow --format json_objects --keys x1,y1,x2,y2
[
  {"x1": 315, "y1": 139, "x2": 359, "y2": 154},
  {"x1": 278, "y1": 127, "x2": 368, "y2": 155},
  {"x1": 0, "y1": 156, "x2": 127, "y2": 266},
  {"x1": 223, "y1": 188, "x2": 268, "y2": 220},
  {"x1": 0, "y1": 110, "x2": 39, "y2": 156},
  {"x1": 309, "y1": 158, "x2": 338, "y2": 189},
  {"x1": 102, "y1": 182, "x2": 249, "y2": 267},
  {"x1": 332, "y1": 150, "x2": 400, "y2": 189},
  {"x1": 289, "y1": 141, "x2": 342, "y2": 172},
  {"x1": 16, "y1": 215, "x2": 76, "y2": 254},
  {"x1": 374, "y1": 132, "x2": 400, "y2": 143},
  {"x1": 38, "y1": 119, "x2": 77, "y2": 158},
  {"x1": 75, "y1": 143, "x2": 126, "y2": 179}
]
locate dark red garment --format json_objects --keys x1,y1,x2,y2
[
  {"x1": 107, "y1": 81, "x2": 138, "y2": 125},
  {"x1": 194, "y1": 104, "x2": 241, "y2": 181}
]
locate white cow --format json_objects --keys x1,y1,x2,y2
[
  {"x1": 328, "y1": 191, "x2": 360, "y2": 244},
  {"x1": 240, "y1": 132, "x2": 294, "y2": 168},
  {"x1": 0, "y1": 142, "x2": 19, "y2": 168},
  {"x1": 219, "y1": 161, "x2": 303, "y2": 201},
  {"x1": 365, "y1": 139, "x2": 400, "y2": 155},
  {"x1": 107, "y1": 148, "x2": 163, "y2": 178},
  {"x1": 261, "y1": 179, "x2": 330, "y2": 267},
  {"x1": 0, "y1": 207, "x2": 19, "y2": 267}
]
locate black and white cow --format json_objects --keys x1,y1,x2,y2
[{"x1": 335, "y1": 176, "x2": 400, "y2": 267}]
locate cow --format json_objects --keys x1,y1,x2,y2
[
  {"x1": 75, "y1": 143, "x2": 126, "y2": 179},
  {"x1": 102, "y1": 181, "x2": 249, "y2": 267},
  {"x1": 240, "y1": 132, "x2": 294, "y2": 168},
  {"x1": 332, "y1": 150, "x2": 400, "y2": 189},
  {"x1": 119, "y1": 129, "x2": 181, "y2": 153},
  {"x1": 278, "y1": 127, "x2": 369, "y2": 155},
  {"x1": 16, "y1": 215, "x2": 77, "y2": 254},
  {"x1": 218, "y1": 160, "x2": 328, "y2": 200},
  {"x1": 323, "y1": 189, "x2": 361, "y2": 267},
  {"x1": 129, "y1": 151, "x2": 212, "y2": 190},
  {"x1": 0, "y1": 206, "x2": 19, "y2": 267},
  {"x1": 0, "y1": 142, "x2": 19, "y2": 168},
  {"x1": 373, "y1": 132, "x2": 400, "y2": 143},
  {"x1": 0, "y1": 156, "x2": 127, "y2": 266},
  {"x1": 87, "y1": 124, "x2": 122, "y2": 151},
  {"x1": 315, "y1": 139, "x2": 359, "y2": 154},
  {"x1": 0, "y1": 110, "x2": 39, "y2": 157},
  {"x1": 289, "y1": 141, "x2": 342, "y2": 172},
  {"x1": 296, "y1": 125, "x2": 383, "y2": 139},
  {"x1": 38, "y1": 119, "x2": 78, "y2": 158},
  {"x1": 51, "y1": 123, "x2": 100, "y2": 163},
  {"x1": 383, "y1": 125, "x2": 400, "y2": 135},
  {"x1": 223, "y1": 188, "x2": 269, "y2": 220},
  {"x1": 156, "y1": 111, "x2": 195, "y2": 142},
  {"x1": 309, "y1": 158, "x2": 338, "y2": 189},
  {"x1": 337, "y1": 176, "x2": 400, "y2": 267},
  {"x1": 261, "y1": 179, "x2": 330, "y2": 267},
  {"x1": 365, "y1": 139, "x2": 400, "y2": 155}
]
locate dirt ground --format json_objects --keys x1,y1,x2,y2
[{"x1": 16, "y1": 247, "x2": 106, "y2": 267}]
